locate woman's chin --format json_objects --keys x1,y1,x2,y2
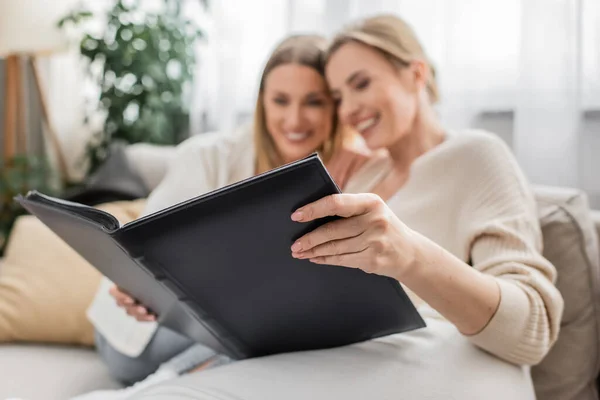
[
  {"x1": 363, "y1": 132, "x2": 385, "y2": 151},
  {"x1": 281, "y1": 147, "x2": 315, "y2": 164}
]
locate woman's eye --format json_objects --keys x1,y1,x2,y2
[
  {"x1": 306, "y1": 98, "x2": 325, "y2": 107},
  {"x1": 356, "y1": 78, "x2": 370, "y2": 90},
  {"x1": 273, "y1": 98, "x2": 288, "y2": 105}
]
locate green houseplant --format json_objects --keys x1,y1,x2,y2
[
  {"x1": 0, "y1": 156, "x2": 59, "y2": 255},
  {"x1": 58, "y1": 0, "x2": 203, "y2": 175}
]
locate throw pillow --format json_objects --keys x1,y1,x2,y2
[
  {"x1": 0, "y1": 199, "x2": 146, "y2": 346},
  {"x1": 532, "y1": 186, "x2": 600, "y2": 400}
]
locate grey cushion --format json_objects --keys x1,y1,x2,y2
[
  {"x1": 0, "y1": 344, "x2": 121, "y2": 400},
  {"x1": 592, "y1": 210, "x2": 600, "y2": 260},
  {"x1": 532, "y1": 186, "x2": 600, "y2": 400},
  {"x1": 65, "y1": 142, "x2": 151, "y2": 205},
  {"x1": 124, "y1": 132, "x2": 220, "y2": 192}
]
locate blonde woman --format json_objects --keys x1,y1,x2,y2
[
  {"x1": 127, "y1": 15, "x2": 564, "y2": 400},
  {"x1": 76, "y1": 34, "x2": 384, "y2": 399}
]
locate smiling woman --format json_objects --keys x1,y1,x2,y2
[
  {"x1": 261, "y1": 64, "x2": 333, "y2": 165},
  {"x1": 310, "y1": 13, "x2": 563, "y2": 361},
  {"x1": 252, "y1": 35, "x2": 339, "y2": 173}
]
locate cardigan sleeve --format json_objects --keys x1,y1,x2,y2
[{"x1": 458, "y1": 134, "x2": 564, "y2": 365}]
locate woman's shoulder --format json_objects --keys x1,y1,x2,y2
[
  {"x1": 166, "y1": 124, "x2": 254, "y2": 177},
  {"x1": 436, "y1": 130, "x2": 521, "y2": 177},
  {"x1": 143, "y1": 124, "x2": 254, "y2": 214},
  {"x1": 413, "y1": 129, "x2": 533, "y2": 203},
  {"x1": 441, "y1": 129, "x2": 534, "y2": 207},
  {"x1": 174, "y1": 123, "x2": 254, "y2": 159},
  {"x1": 444, "y1": 129, "x2": 511, "y2": 158}
]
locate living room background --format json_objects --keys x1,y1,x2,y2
[{"x1": 1, "y1": 0, "x2": 599, "y2": 206}]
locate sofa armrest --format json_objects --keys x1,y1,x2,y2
[
  {"x1": 124, "y1": 132, "x2": 222, "y2": 192},
  {"x1": 124, "y1": 143, "x2": 177, "y2": 192}
]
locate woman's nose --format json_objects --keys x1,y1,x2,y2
[
  {"x1": 339, "y1": 97, "x2": 360, "y2": 125},
  {"x1": 284, "y1": 104, "x2": 304, "y2": 131}
]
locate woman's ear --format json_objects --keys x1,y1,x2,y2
[{"x1": 410, "y1": 60, "x2": 428, "y2": 93}]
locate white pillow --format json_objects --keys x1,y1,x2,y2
[{"x1": 125, "y1": 143, "x2": 177, "y2": 191}]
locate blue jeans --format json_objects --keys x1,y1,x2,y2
[{"x1": 95, "y1": 327, "x2": 196, "y2": 385}]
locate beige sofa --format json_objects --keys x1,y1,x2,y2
[{"x1": 0, "y1": 144, "x2": 599, "y2": 400}]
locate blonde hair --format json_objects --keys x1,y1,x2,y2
[
  {"x1": 254, "y1": 35, "x2": 343, "y2": 174},
  {"x1": 327, "y1": 14, "x2": 439, "y2": 104}
]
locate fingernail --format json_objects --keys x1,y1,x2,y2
[
  {"x1": 291, "y1": 241, "x2": 302, "y2": 252},
  {"x1": 137, "y1": 307, "x2": 147, "y2": 315},
  {"x1": 291, "y1": 210, "x2": 304, "y2": 221},
  {"x1": 124, "y1": 298, "x2": 134, "y2": 305}
]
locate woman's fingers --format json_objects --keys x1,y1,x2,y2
[
  {"x1": 126, "y1": 304, "x2": 156, "y2": 322},
  {"x1": 291, "y1": 214, "x2": 368, "y2": 252},
  {"x1": 109, "y1": 285, "x2": 135, "y2": 306},
  {"x1": 110, "y1": 285, "x2": 156, "y2": 321},
  {"x1": 291, "y1": 193, "x2": 411, "y2": 278},
  {"x1": 114, "y1": 294, "x2": 135, "y2": 308},
  {"x1": 308, "y1": 251, "x2": 369, "y2": 270},
  {"x1": 292, "y1": 193, "x2": 382, "y2": 222},
  {"x1": 292, "y1": 232, "x2": 369, "y2": 259}
]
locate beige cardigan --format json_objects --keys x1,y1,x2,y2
[
  {"x1": 345, "y1": 129, "x2": 563, "y2": 366},
  {"x1": 91, "y1": 127, "x2": 563, "y2": 365}
]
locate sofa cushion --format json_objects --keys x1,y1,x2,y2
[
  {"x1": 125, "y1": 143, "x2": 178, "y2": 191},
  {"x1": 0, "y1": 199, "x2": 146, "y2": 346},
  {"x1": 124, "y1": 132, "x2": 220, "y2": 191},
  {"x1": 0, "y1": 344, "x2": 121, "y2": 400},
  {"x1": 531, "y1": 186, "x2": 600, "y2": 400}
]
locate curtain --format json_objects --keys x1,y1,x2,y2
[
  {"x1": 188, "y1": 0, "x2": 599, "y2": 204},
  {"x1": 47, "y1": 0, "x2": 600, "y2": 203},
  {"x1": 513, "y1": 0, "x2": 582, "y2": 188},
  {"x1": 42, "y1": 0, "x2": 112, "y2": 181},
  {"x1": 194, "y1": 0, "x2": 526, "y2": 130}
]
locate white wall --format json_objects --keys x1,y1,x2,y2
[
  {"x1": 581, "y1": 114, "x2": 600, "y2": 207},
  {"x1": 476, "y1": 112, "x2": 600, "y2": 209}
]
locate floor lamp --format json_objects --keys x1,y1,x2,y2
[{"x1": 0, "y1": 0, "x2": 73, "y2": 183}]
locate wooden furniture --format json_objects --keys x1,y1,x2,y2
[
  {"x1": 2, "y1": 55, "x2": 69, "y2": 180},
  {"x1": 0, "y1": 0, "x2": 74, "y2": 182}
]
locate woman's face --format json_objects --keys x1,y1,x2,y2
[
  {"x1": 326, "y1": 41, "x2": 422, "y2": 150},
  {"x1": 263, "y1": 64, "x2": 334, "y2": 164}
]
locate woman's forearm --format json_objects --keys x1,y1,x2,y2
[
  {"x1": 291, "y1": 194, "x2": 502, "y2": 336},
  {"x1": 398, "y1": 233, "x2": 501, "y2": 336}
]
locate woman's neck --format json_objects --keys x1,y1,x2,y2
[
  {"x1": 386, "y1": 108, "x2": 445, "y2": 174},
  {"x1": 369, "y1": 104, "x2": 445, "y2": 201}
]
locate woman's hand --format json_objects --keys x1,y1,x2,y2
[
  {"x1": 290, "y1": 193, "x2": 420, "y2": 280},
  {"x1": 109, "y1": 285, "x2": 157, "y2": 322},
  {"x1": 291, "y1": 193, "x2": 502, "y2": 336}
]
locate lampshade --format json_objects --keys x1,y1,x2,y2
[{"x1": 0, "y1": 0, "x2": 75, "y2": 57}]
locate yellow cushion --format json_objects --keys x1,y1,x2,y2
[{"x1": 0, "y1": 199, "x2": 146, "y2": 346}]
